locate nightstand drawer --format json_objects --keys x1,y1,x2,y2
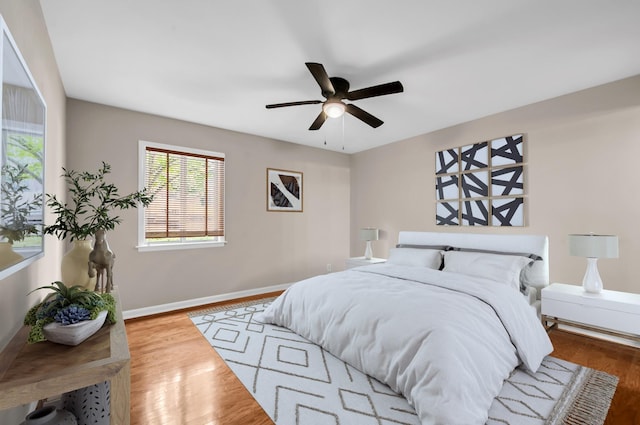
[{"x1": 542, "y1": 298, "x2": 640, "y2": 335}]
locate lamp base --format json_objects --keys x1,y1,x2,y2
[
  {"x1": 582, "y1": 257, "x2": 603, "y2": 294},
  {"x1": 364, "y1": 241, "x2": 373, "y2": 260}
]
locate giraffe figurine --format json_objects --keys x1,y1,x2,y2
[{"x1": 88, "y1": 229, "x2": 115, "y2": 293}]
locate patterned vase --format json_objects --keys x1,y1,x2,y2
[
  {"x1": 21, "y1": 405, "x2": 77, "y2": 425},
  {"x1": 63, "y1": 381, "x2": 111, "y2": 425},
  {"x1": 61, "y1": 240, "x2": 96, "y2": 290}
]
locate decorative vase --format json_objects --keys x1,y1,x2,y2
[
  {"x1": 21, "y1": 405, "x2": 77, "y2": 425},
  {"x1": 43, "y1": 310, "x2": 108, "y2": 346},
  {"x1": 61, "y1": 240, "x2": 96, "y2": 290},
  {"x1": 0, "y1": 241, "x2": 23, "y2": 269},
  {"x1": 63, "y1": 381, "x2": 111, "y2": 425}
]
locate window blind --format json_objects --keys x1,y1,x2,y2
[{"x1": 144, "y1": 146, "x2": 224, "y2": 239}]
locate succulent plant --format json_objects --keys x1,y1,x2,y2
[
  {"x1": 24, "y1": 281, "x2": 116, "y2": 343},
  {"x1": 53, "y1": 305, "x2": 91, "y2": 325}
]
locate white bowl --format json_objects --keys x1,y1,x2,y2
[{"x1": 43, "y1": 310, "x2": 108, "y2": 346}]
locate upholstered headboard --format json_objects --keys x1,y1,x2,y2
[{"x1": 397, "y1": 231, "x2": 550, "y2": 291}]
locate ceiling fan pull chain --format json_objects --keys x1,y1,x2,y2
[{"x1": 341, "y1": 115, "x2": 344, "y2": 150}]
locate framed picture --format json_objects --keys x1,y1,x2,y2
[
  {"x1": 267, "y1": 168, "x2": 303, "y2": 212},
  {"x1": 435, "y1": 133, "x2": 525, "y2": 226}
]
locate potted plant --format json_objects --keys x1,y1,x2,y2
[
  {"x1": 44, "y1": 162, "x2": 153, "y2": 289},
  {"x1": 44, "y1": 161, "x2": 153, "y2": 240},
  {"x1": 0, "y1": 164, "x2": 42, "y2": 268},
  {"x1": 23, "y1": 281, "x2": 116, "y2": 345}
]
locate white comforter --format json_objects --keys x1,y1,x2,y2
[{"x1": 260, "y1": 264, "x2": 553, "y2": 425}]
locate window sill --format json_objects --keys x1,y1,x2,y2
[{"x1": 136, "y1": 240, "x2": 226, "y2": 252}]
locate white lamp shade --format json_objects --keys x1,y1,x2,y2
[
  {"x1": 323, "y1": 101, "x2": 346, "y2": 118},
  {"x1": 359, "y1": 228, "x2": 379, "y2": 241},
  {"x1": 568, "y1": 234, "x2": 619, "y2": 258}
]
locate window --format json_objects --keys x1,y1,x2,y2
[{"x1": 138, "y1": 141, "x2": 225, "y2": 251}]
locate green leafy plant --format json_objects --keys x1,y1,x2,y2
[
  {"x1": 0, "y1": 164, "x2": 42, "y2": 243},
  {"x1": 43, "y1": 162, "x2": 153, "y2": 241},
  {"x1": 24, "y1": 281, "x2": 116, "y2": 343}
]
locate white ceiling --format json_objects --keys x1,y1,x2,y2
[{"x1": 39, "y1": 0, "x2": 640, "y2": 154}]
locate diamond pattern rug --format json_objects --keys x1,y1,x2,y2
[{"x1": 190, "y1": 298, "x2": 618, "y2": 425}]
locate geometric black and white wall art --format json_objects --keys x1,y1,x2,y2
[
  {"x1": 436, "y1": 201, "x2": 459, "y2": 226},
  {"x1": 461, "y1": 141, "x2": 488, "y2": 171},
  {"x1": 435, "y1": 134, "x2": 525, "y2": 226},
  {"x1": 267, "y1": 168, "x2": 303, "y2": 212},
  {"x1": 435, "y1": 148, "x2": 459, "y2": 174}
]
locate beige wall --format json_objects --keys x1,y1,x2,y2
[
  {"x1": 65, "y1": 99, "x2": 351, "y2": 311},
  {"x1": 0, "y1": 0, "x2": 67, "y2": 422},
  {"x1": 351, "y1": 75, "x2": 640, "y2": 294}
]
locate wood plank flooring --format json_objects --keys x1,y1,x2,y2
[
  {"x1": 126, "y1": 294, "x2": 276, "y2": 425},
  {"x1": 125, "y1": 295, "x2": 640, "y2": 424},
  {"x1": 549, "y1": 329, "x2": 640, "y2": 425}
]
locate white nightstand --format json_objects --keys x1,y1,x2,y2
[
  {"x1": 345, "y1": 257, "x2": 386, "y2": 269},
  {"x1": 541, "y1": 283, "x2": 640, "y2": 343}
]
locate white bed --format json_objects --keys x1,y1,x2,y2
[{"x1": 261, "y1": 231, "x2": 553, "y2": 425}]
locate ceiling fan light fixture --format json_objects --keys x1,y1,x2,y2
[
  {"x1": 266, "y1": 62, "x2": 403, "y2": 130},
  {"x1": 323, "y1": 100, "x2": 346, "y2": 118}
]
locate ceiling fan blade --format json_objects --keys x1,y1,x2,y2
[
  {"x1": 305, "y1": 62, "x2": 335, "y2": 97},
  {"x1": 346, "y1": 81, "x2": 404, "y2": 101},
  {"x1": 266, "y1": 100, "x2": 322, "y2": 109},
  {"x1": 309, "y1": 111, "x2": 328, "y2": 130},
  {"x1": 345, "y1": 104, "x2": 384, "y2": 128}
]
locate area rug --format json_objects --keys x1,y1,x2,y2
[{"x1": 189, "y1": 298, "x2": 618, "y2": 425}]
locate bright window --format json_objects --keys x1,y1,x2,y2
[{"x1": 138, "y1": 141, "x2": 225, "y2": 251}]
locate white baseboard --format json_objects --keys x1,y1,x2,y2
[{"x1": 123, "y1": 282, "x2": 291, "y2": 320}]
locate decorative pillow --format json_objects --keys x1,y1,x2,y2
[
  {"x1": 442, "y1": 250, "x2": 534, "y2": 291},
  {"x1": 387, "y1": 248, "x2": 443, "y2": 269}
]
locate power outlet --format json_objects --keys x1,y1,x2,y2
[{"x1": 326, "y1": 263, "x2": 332, "y2": 273}]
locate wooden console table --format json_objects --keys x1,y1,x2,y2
[{"x1": 0, "y1": 291, "x2": 130, "y2": 425}]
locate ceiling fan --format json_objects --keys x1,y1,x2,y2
[{"x1": 266, "y1": 62, "x2": 404, "y2": 130}]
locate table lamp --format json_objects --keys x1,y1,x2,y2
[
  {"x1": 359, "y1": 228, "x2": 379, "y2": 260},
  {"x1": 568, "y1": 233, "x2": 619, "y2": 294}
]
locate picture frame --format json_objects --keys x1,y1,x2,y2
[
  {"x1": 435, "y1": 133, "x2": 525, "y2": 227},
  {"x1": 267, "y1": 168, "x2": 303, "y2": 212}
]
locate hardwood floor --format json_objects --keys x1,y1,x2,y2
[
  {"x1": 126, "y1": 295, "x2": 640, "y2": 424},
  {"x1": 549, "y1": 329, "x2": 640, "y2": 425},
  {"x1": 126, "y1": 294, "x2": 277, "y2": 425}
]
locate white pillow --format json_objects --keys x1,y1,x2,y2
[
  {"x1": 387, "y1": 248, "x2": 443, "y2": 269},
  {"x1": 442, "y1": 250, "x2": 534, "y2": 291}
]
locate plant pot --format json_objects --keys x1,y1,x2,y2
[
  {"x1": 21, "y1": 405, "x2": 77, "y2": 425},
  {"x1": 61, "y1": 240, "x2": 96, "y2": 290},
  {"x1": 0, "y1": 241, "x2": 22, "y2": 268},
  {"x1": 43, "y1": 310, "x2": 108, "y2": 346}
]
